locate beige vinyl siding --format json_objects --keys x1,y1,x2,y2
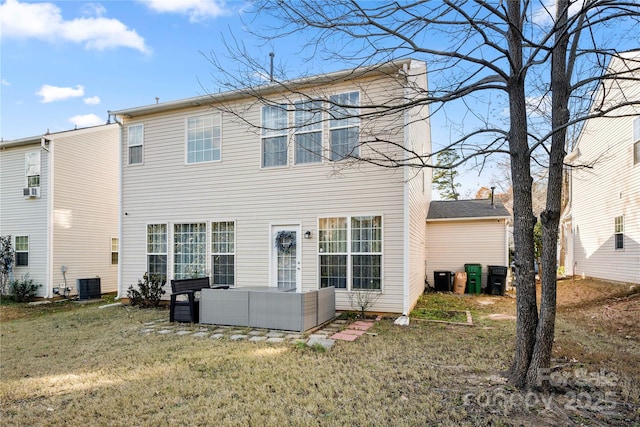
[
  {"x1": 0, "y1": 142, "x2": 49, "y2": 296},
  {"x1": 569, "y1": 55, "x2": 640, "y2": 284},
  {"x1": 404, "y1": 60, "x2": 430, "y2": 314},
  {"x1": 426, "y1": 219, "x2": 508, "y2": 289},
  {"x1": 120, "y1": 74, "x2": 413, "y2": 312},
  {"x1": 50, "y1": 125, "x2": 120, "y2": 294},
  {"x1": 571, "y1": 111, "x2": 640, "y2": 283}
]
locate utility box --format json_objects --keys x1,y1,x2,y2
[
  {"x1": 487, "y1": 265, "x2": 508, "y2": 296},
  {"x1": 433, "y1": 271, "x2": 453, "y2": 292},
  {"x1": 464, "y1": 264, "x2": 482, "y2": 294},
  {"x1": 77, "y1": 278, "x2": 101, "y2": 300}
]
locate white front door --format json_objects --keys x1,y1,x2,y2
[{"x1": 271, "y1": 225, "x2": 301, "y2": 290}]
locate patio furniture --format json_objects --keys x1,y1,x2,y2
[
  {"x1": 169, "y1": 277, "x2": 229, "y2": 323},
  {"x1": 199, "y1": 286, "x2": 335, "y2": 331}
]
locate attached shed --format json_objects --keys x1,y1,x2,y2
[{"x1": 426, "y1": 199, "x2": 511, "y2": 291}]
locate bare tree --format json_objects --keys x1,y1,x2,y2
[{"x1": 205, "y1": 1, "x2": 640, "y2": 389}]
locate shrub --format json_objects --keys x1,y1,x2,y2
[
  {"x1": 127, "y1": 273, "x2": 166, "y2": 308},
  {"x1": 0, "y1": 235, "x2": 14, "y2": 296},
  {"x1": 9, "y1": 275, "x2": 41, "y2": 303}
]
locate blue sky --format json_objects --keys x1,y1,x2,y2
[{"x1": 1, "y1": 0, "x2": 266, "y2": 140}]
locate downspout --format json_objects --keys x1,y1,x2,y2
[
  {"x1": 41, "y1": 137, "x2": 52, "y2": 298},
  {"x1": 110, "y1": 113, "x2": 124, "y2": 299}
]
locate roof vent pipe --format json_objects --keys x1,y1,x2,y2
[
  {"x1": 490, "y1": 186, "x2": 496, "y2": 208},
  {"x1": 269, "y1": 52, "x2": 275, "y2": 83}
]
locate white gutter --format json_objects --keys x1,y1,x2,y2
[{"x1": 426, "y1": 216, "x2": 511, "y2": 222}]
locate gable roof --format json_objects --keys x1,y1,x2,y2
[
  {"x1": 427, "y1": 199, "x2": 511, "y2": 221},
  {"x1": 109, "y1": 59, "x2": 418, "y2": 118}
]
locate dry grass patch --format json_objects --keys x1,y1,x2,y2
[{"x1": 1, "y1": 281, "x2": 638, "y2": 426}]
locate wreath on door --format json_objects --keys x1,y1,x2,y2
[{"x1": 275, "y1": 231, "x2": 296, "y2": 254}]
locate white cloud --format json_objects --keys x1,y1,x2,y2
[
  {"x1": 84, "y1": 96, "x2": 101, "y2": 105},
  {"x1": 1, "y1": 79, "x2": 9, "y2": 86},
  {"x1": 68, "y1": 114, "x2": 104, "y2": 128},
  {"x1": 36, "y1": 84, "x2": 85, "y2": 103},
  {"x1": 0, "y1": 0, "x2": 149, "y2": 53},
  {"x1": 141, "y1": 0, "x2": 229, "y2": 22},
  {"x1": 532, "y1": 0, "x2": 586, "y2": 26}
]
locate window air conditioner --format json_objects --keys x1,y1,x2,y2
[{"x1": 23, "y1": 187, "x2": 40, "y2": 198}]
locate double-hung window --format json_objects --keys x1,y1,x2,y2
[
  {"x1": 351, "y1": 216, "x2": 382, "y2": 289},
  {"x1": 25, "y1": 151, "x2": 40, "y2": 188},
  {"x1": 634, "y1": 117, "x2": 640, "y2": 165},
  {"x1": 147, "y1": 224, "x2": 167, "y2": 280},
  {"x1": 319, "y1": 215, "x2": 382, "y2": 290},
  {"x1": 128, "y1": 124, "x2": 143, "y2": 165},
  {"x1": 262, "y1": 105, "x2": 288, "y2": 167},
  {"x1": 15, "y1": 236, "x2": 29, "y2": 267},
  {"x1": 211, "y1": 221, "x2": 235, "y2": 286},
  {"x1": 614, "y1": 216, "x2": 624, "y2": 250},
  {"x1": 187, "y1": 114, "x2": 221, "y2": 164},
  {"x1": 329, "y1": 91, "x2": 360, "y2": 160},
  {"x1": 294, "y1": 100, "x2": 322, "y2": 164},
  {"x1": 174, "y1": 223, "x2": 207, "y2": 279},
  {"x1": 111, "y1": 237, "x2": 119, "y2": 265}
]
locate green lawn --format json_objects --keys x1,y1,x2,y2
[{"x1": 1, "y1": 280, "x2": 638, "y2": 426}]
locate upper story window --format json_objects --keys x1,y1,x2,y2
[
  {"x1": 614, "y1": 216, "x2": 624, "y2": 250},
  {"x1": 25, "y1": 151, "x2": 40, "y2": 188},
  {"x1": 261, "y1": 105, "x2": 288, "y2": 168},
  {"x1": 128, "y1": 124, "x2": 144, "y2": 165},
  {"x1": 15, "y1": 236, "x2": 29, "y2": 267},
  {"x1": 187, "y1": 114, "x2": 221, "y2": 164},
  {"x1": 329, "y1": 91, "x2": 360, "y2": 161},
  {"x1": 294, "y1": 100, "x2": 322, "y2": 164},
  {"x1": 633, "y1": 117, "x2": 640, "y2": 165}
]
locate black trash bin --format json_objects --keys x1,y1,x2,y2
[
  {"x1": 433, "y1": 271, "x2": 453, "y2": 292},
  {"x1": 487, "y1": 265, "x2": 508, "y2": 295}
]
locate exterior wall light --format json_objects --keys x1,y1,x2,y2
[{"x1": 304, "y1": 231, "x2": 312, "y2": 239}]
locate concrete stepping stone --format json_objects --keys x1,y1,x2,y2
[
  {"x1": 192, "y1": 332, "x2": 209, "y2": 338},
  {"x1": 307, "y1": 336, "x2": 335, "y2": 349},
  {"x1": 140, "y1": 328, "x2": 155, "y2": 334},
  {"x1": 266, "y1": 337, "x2": 285, "y2": 343},
  {"x1": 176, "y1": 330, "x2": 192, "y2": 336},
  {"x1": 230, "y1": 334, "x2": 248, "y2": 341},
  {"x1": 157, "y1": 329, "x2": 173, "y2": 335},
  {"x1": 249, "y1": 336, "x2": 268, "y2": 342},
  {"x1": 210, "y1": 334, "x2": 225, "y2": 340},
  {"x1": 212, "y1": 328, "x2": 228, "y2": 333},
  {"x1": 266, "y1": 332, "x2": 284, "y2": 338}
]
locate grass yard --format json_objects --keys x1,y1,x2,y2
[{"x1": 1, "y1": 279, "x2": 638, "y2": 426}]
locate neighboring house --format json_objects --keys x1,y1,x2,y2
[
  {"x1": 111, "y1": 59, "x2": 431, "y2": 314},
  {"x1": 426, "y1": 199, "x2": 511, "y2": 289},
  {"x1": 0, "y1": 124, "x2": 120, "y2": 297},
  {"x1": 562, "y1": 52, "x2": 640, "y2": 284}
]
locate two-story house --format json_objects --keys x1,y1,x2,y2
[
  {"x1": 0, "y1": 124, "x2": 120, "y2": 297},
  {"x1": 562, "y1": 51, "x2": 640, "y2": 284},
  {"x1": 111, "y1": 59, "x2": 431, "y2": 314}
]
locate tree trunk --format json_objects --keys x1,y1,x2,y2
[
  {"x1": 506, "y1": 0, "x2": 539, "y2": 389},
  {"x1": 525, "y1": 0, "x2": 571, "y2": 388}
]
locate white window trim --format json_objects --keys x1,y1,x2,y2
[
  {"x1": 15, "y1": 235, "x2": 29, "y2": 267},
  {"x1": 294, "y1": 100, "x2": 323, "y2": 165},
  {"x1": 184, "y1": 113, "x2": 223, "y2": 165},
  {"x1": 211, "y1": 220, "x2": 236, "y2": 286},
  {"x1": 328, "y1": 90, "x2": 361, "y2": 161},
  {"x1": 128, "y1": 124, "x2": 144, "y2": 166},
  {"x1": 260, "y1": 104, "x2": 289, "y2": 169},
  {"x1": 614, "y1": 215, "x2": 624, "y2": 251},
  {"x1": 111, "y1": 237, "x2": 119, "y2": 265},
  {"x1": 146, "y1": 223, "x2": 168, "y2": 279},
  {"x1": 25, "y1": 151, "x2": 41, "y2": 188},
  {"x1": 633, "y1": 117, "x2": 640, "y2": 166},
  {"x1": 317, "y1": 214, "x2": 383, "y2": 292}
]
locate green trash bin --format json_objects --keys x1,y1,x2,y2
[{"x1": 464, "y1": 264, "x2": 482, "y2": 294}]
